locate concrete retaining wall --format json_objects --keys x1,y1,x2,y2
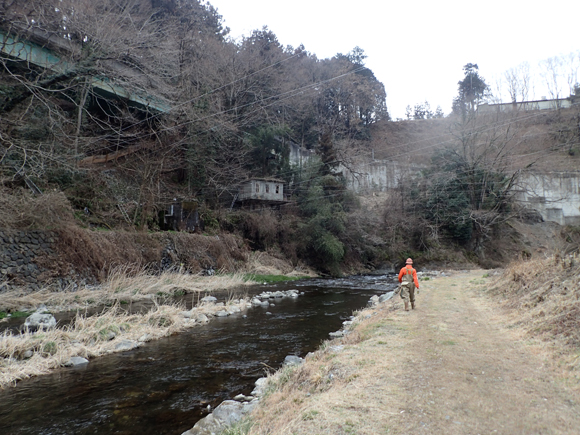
[
  {"x1": 341, "y1": 160, "x2": 421, "y2": 193},
  {"x1": 340, "y1": 158, "x2": 580, "y2": 227},
  {"x1": 516, "y1": 172, "x2": 580, "y2": 226}
]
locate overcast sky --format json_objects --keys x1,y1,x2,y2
[{"x1": 208, "y1": 0, "x2": 579, "y2": 119}]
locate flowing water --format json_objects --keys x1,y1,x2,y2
[{"x1": 0, "y1": 274, "x2": 397, "y2": 434}]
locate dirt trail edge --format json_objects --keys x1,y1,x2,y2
[{"x1": 248, "y1": 270, "x2": 580, "y2": 435}]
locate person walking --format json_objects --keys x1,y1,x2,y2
[{"x1": 398, "y1": 258, "x2": 419, "y2": 311}]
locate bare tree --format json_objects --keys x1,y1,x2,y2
[
  {"x1": 563, "y1": 51, "x2": 580, "y2": 97},
  {"x1": 504, "y1": 62, "x2": 531, "y2": 104},
  {"x1": 539, "y1": 56, "x2": 565, "y2": 104}
]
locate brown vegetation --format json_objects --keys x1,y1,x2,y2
[
  {"x1": 490, "y1": 251, "x2": 580, "y2": 350},
  {"x1": 0, "y1": 270, "x2": 254, "y2": 388},
  {"x1": 0, "y1": 187, "x2": 75, "y2": 229},
  {"x1": 370, "y1": 106, "x2": 580, "y2": 172}
]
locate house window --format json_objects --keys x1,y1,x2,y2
[
  {"x1": 255, "y1": 183, "x2": 259, "y2": 193},
  {"x1": 276, "y1": 185, "x2": 280, "y2": 194},
  {"x1": 265, "y1": 184, "x2": 270, "y2": 193}
]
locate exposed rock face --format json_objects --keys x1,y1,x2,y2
[
  {"x1": 196, "y1": 314, "x2": 209, "y2": 323},
  {"x1": 379, "y1": 293, "x2": 394, "y2": 303},
  {"x1": 368, "y1": 291, "x2": 396, "y2": 307},
  {"x1": 251, "y1": 290, "x2": 301, "y2": 308},
  {"x1": 114, "y1": 340, "x2": 140, "y2": 352},
  {"x1": 283, "y1": 355, "x2": 304, "y2": 366},
  {"x1": 181, "y1": 400, "x2": 255, "y2": 435}
]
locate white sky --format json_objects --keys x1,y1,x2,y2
[{"x1": 208, "y1": 0, "x2": 579, "y2": 119}]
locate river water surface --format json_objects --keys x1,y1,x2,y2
[{"x1": 0, "y1": 274, "x2": 396, "y2": 434}]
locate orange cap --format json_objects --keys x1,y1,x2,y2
[{"x1": 406, "y1": 258, "x2": 413, "y2": 264}]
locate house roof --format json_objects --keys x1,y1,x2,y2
[{"x1": 244, "y1": 177, "x2": 284, "y2": 183}]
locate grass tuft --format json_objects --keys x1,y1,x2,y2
[{"x1": 243, "y1": 274, "x2": 304, "y2": 284}]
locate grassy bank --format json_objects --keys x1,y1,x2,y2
[
  {"x1": 488, "y1": 253, "x2": 580, "y2": 367},
  {"x1": 0, "y1": 270, "x2": 305, "y2": 388},
  {"x1": 223, "y1": 263, "x2": 580, "y2": 435},
  {"x1": 1, "y1": 303, "x2": 196, "y2": 388},
  {"x1": 0, "y1": 269, "x2": 252, "y2": 314}
]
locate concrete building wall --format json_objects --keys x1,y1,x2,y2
[
  {"x1": 289, "y1": 143, "x2": 580, "y2": 227},
  {"x1": 340, "y1": 159, "x2": 580, "y2": 227},
  {"x1": 478, "y1": 98, "x2": 573, "y2": 113},
  {"x1": 239, "y1": 179, "x2": 284, "y2": 202}
]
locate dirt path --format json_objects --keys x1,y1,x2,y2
[
  {"x1": 387, "y1": 270, "x2": 580, "y2": 434},
  {"x1": 248, "y1": 270, "x2": 580, "y2": 435}
]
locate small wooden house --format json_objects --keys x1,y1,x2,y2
[{"x1": 237, "y1": 178, "x2": 287, "y2": 207}]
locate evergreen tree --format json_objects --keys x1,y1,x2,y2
[{"x1": 452, "y1": 63, "x2": 489, "y2": 118}]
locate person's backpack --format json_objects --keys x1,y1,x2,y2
[{"x1": 401, "y1": 267, "x2": 414, "y2": 287}]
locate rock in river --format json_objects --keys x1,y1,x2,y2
[
  {"x1": 200, "y1": 296, "x2": 217, "y2": 304},
  {"x1": 114, "y1": 340, "x2": 140, "y2": 352},
  {"x1": 24, "y1": 312, "x2": 57, "y2": 332},
  {"x1": 64, "y1": 357, "x2": 89, "y2": 367},
  {"x1": 181, "y1": 400, "x2": 255, "y2": 435}
]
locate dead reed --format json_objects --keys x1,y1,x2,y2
[
  {"x1": 0, "y1": 268, "x2": 250, "y2": 313},
  {"x1": 489, "y1": 252, "x2": 580, "y2": 362},
  {"x1": 0, "y1": 303, "x2": 191, "y2": 387}
]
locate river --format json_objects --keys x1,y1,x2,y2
[{"x1": 0, "y1": 274, "x2": 397, "y2": 434}]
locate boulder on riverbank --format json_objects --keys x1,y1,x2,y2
[
  {"x1": 24, "y1": 308, "x2": 57, "y2": 332},
  {"x1": 64, "y1": 356, "x2": 89, "y2": 367}
]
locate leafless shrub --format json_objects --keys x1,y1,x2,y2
[{"x1": 0, "y1": 188, "x2": 75, "y2": 229}]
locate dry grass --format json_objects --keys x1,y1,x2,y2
[
  {"x1": 245, "y1": 306, "x2": 403, "y2": 435},
  {"x1": 0, "y1": 296, "x2": 252, "y2": 388},
  {"x1": 489, "y1": 252, "x2": 580, "y2": 358},
  {"x1": 0, "y1": 268, "x2": 251, "y2": 312},
  {"x1": 0, "y1": 187, "x2": 75, "y2": 229},
  {"x1": 243, "y1": 251, "x2": 316, "y2": 277},
  {"x1": 0, "y1": 270, "x2": 254, "y2": 388},
  {"x1": 0, "y1": 303, "x2": 185, "y2": 387}
]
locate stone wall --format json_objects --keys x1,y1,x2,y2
[
  {"x1": 0, "y1": 229, "x2": 249, "y2": 292},
  {"x1": 0, "y1": 230, "x2": 56, "y2": 289}
]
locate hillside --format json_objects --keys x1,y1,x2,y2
[{"x1": 370, "y1": 106, "x2": 580, "y2": 172}]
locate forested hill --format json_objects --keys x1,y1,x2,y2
[
  {"x1": 0, "y1": 0, "x2": 387, "y2": 208},
  {"x1": 1, "y1": 0, "x2": 578, "y2": 278}
]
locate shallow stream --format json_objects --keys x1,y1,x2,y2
[{"x1": 0, "y1": 274, "x2": 397, "y2": 434}]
